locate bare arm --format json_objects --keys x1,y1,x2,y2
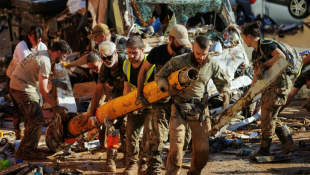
[
  {"x1": 69, "y1": 53, "x2": 90, "y2": 67},
  {"x1": 303, "y1": 53, "x2": 310, "y2": 66},
  {"x1": 123, "y1": 81, "x2": 131, "y2": 96},
  {"x1": 89, "y1": 83, "x2": 106, "y2": 116},
  {"x1": 251, "y1": 67, "x2": 258, "y2": 87},
  {"x1": 263, "y1": 48, "x2": 285, "y2": 67},
  {"x1": 39, "y1": 76, "x2": 57, "y2": 108},
  {"x1": 137, "y1": 60, "x2": 153, "y2": 96}
]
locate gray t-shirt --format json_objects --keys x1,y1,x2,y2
[{"x1": 10, "y1": 50, "x2": 51, "y2": 98}]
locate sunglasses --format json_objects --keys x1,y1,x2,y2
[{"x1": 102, "y1": 51, "x2": 115, "y2": 61}]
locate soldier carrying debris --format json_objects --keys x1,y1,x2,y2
[
  {"x1": 241, "y1": 21, "x2": 297, "y2": 156},
  {"x1": 88, "y1": 41, "x2": 127, "y2": 172},
  {"x1": 155, "y1": 35, "x2": 231, "y2": 175},
  {"x1": 122, "y1": 36, "x2": 155, "y2": 175},
  {"x1": 136, "y1": 24, "x2": 192, "y2": 175},
  {"x1": 10, "y1": 40, "x2": 72, "y2": 160}
]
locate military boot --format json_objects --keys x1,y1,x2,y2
[
  {"x1": 138, "y1": 160, "x2": 147, "y2": 175},
  {"x1": 275, "y1": 125, "x2": 297, "y2": 154},
  {"x1": 254, "y1": 138, "x2": 272, "y2": 156},
  {"x1": 123, "y1": 162, "x2": 138, "y2": 175},
  {"x1": 105, "y1": 148, "x2": 117, "y2": 172}
]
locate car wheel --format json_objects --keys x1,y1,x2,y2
[{"x1": 288, "y1": 0, "x2": 310, "y2": 19}]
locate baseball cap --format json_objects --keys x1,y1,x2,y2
[
  {"x1": 87, "y1": 23, "x2": 110, "y2": 40},
  {"x1": 169, "y1": 24, "x2": 191, "y2": 45}
]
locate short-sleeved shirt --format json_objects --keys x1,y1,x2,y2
[
  {"x1": 147, "y1": 44, "x2": 191, "y2": 71},
  {"x1": 10, "y1": 50, "x2": 51, "y2": 99},
  {"x1": 98, "y1": 54, "x2": 126, "y2": 96},
  {"x1": 6, "y1": 40, "x2": 47, "y2": 78},
  {"x1": 252, "y1": 38, "x2": 290, "y2": 89},
  {"x1": 123, "y1": 60, "x2": 155, "y2": 87}
]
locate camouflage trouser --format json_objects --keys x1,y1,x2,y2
[
  {"x1": 260, "y1": 87, "x2": 290, "y2": 147},
  {"x1": 6, "y1": 75, "x2": 24, "y2": 140},
  {"x1": 147, "y1": 102, "x2": 192, "y2": 170},
  {"x1": 10, "y1": 89, "x2": 44, "y2": 154},
  {"x1": 126, "y1": 109, "x2": 152, "y2": 163},
  {"x1": 166, "y1": 103, "x2": 211, "y2": 175}
]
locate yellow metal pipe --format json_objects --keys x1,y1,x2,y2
[{"x1": 67, "y1": 68, "x2": 198, "y2": 136}]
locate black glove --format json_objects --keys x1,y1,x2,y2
[
  {"x1": 53, "y1": 105, "x2": 69, "y2": 121},
  {"x1": 135, "y1": 94, "x2": 150, "y2": 107},
  {"x1": 51, "y1": 78, "x2": 69, "y2": 91}
]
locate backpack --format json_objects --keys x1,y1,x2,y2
[{"x1": 259, "y1": 38, "x2": 303, "y2": 77}]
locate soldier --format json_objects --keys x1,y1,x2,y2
[
  {"x1": 89, "y1": 41, "x2": 127, "y2": 172},
  {"x1": 10, "y1": 40, "x2": 72, "y2": 160},
  {"x1": 241, "y1": 21, "x2": 296, "y2": 155},
  {"x1": 155, "y1": 35, "x2": 231, "y2": 174},
  {"x1": 63, "y1": 24, "x2": 127, "y2": 153},
  {"x1": 122, "y1": 36, "x2": 155, "y2": 175},
  {"x1": 136, "y1": 24, "x2": 192, "y2": 174}
]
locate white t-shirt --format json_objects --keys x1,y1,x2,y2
[
  {"x1": 10, "y1": 50, "x2": 51, "y2": 97},
  {"x1": 6, "y1": 40, "x2": 47, "y2": 78}
]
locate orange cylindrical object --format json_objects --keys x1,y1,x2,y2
[{"x1": 67, "y1": 68, "x2": 187, "y2": 136}]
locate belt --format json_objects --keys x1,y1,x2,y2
[{"x1": 174, "y1": 97, "x2": 201, "y2": 104}]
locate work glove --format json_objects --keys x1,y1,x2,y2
[
  {"x1": 51, "y1": 78, "x2": 69, "y2": 91},
  {"x1": 168, "y1": 83, "x2": 182, "y2": 96},
  {"x1": 135, "y1": 94, "x2": 150, "y2": 107},
  {"x1": 61, "y1": 62, "x2": 71, "y2": 69},
  {"x1": 104, "y1": 117, "x2": 113, "y2": 128},
  {"x1": 220, "y1": 92, "x2": 231, "y2": 109},
  {"x1": 53, "y1": 105, "x2": 69, "y2": 121}
]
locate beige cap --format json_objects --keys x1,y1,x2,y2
[
  {"x1": 87, "y1": 23, "x2": 110, "y2": 40},
  {"x1": 169, "y1": 24, "x2": 191, "y2": 45}
]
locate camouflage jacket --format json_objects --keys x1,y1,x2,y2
[{"x1": 155, "y1": 52, "x2": 230, "y2": 101}]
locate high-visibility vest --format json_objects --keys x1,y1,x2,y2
[{"x1": 123, "y1": 55, "x2": 155, "y2": 90}]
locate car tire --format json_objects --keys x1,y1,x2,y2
[
  {"x1": 236, "y1": 6, "x2": 249, "y2": 24},
  {"x1": 288, "y1": 0, "x2": 310, "y2": 19}
]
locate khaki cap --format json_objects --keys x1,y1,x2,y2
[
  {"x1": 169, "y1": 24, "x2": 191, "y2": 45},
  {"x1": 87, "y1": 23, "x2": 110, "y2": 40}
]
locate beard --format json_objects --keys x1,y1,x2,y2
[
  {"x1": 104, "y1": 58, "x2": 116, "y2": 68},
  {"x1": 171, "y1": 41, "x2": 185, "y2": 55}
]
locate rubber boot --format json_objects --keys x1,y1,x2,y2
[
  {"x1": 123, "y1": 162, "x2": 138, "y2": 175},
  {"x1": 275, "y1": 125, "x2": 297, "y2": 154},
  {"x1": 254, "y1": 138, "x2": 272, "y2": 156},
  {"x1": 105, "y1": 148, "x2": 117, "y2": 172}
]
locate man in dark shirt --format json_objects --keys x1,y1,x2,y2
[
  {"x1": 122, "y1": 36, "x2": 155, "y2": 175},
  {"x1": 136, "y1": 24, "x2": 192, "y2": 174},
  {"x1": 89, "y1": 41, "x2": 127, "y2": 172}
]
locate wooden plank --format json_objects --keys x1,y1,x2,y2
[
  {"x1": 113, "y1": 0, "x2": 124, "y2": 35},
  {"x1": 55, "y1": 64, "x2": 77, "y2": 113}
]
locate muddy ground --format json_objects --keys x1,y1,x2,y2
[{"x1": 0, "y1": 103, "x2": 309, "y2": 175}]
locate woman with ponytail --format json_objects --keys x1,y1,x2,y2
[
  {"x1": 241, "y1": 21, "x2": 296, "y2": 155},
  {"x1": 6, "y1": 25, "x2": 47, "y2": 140}
]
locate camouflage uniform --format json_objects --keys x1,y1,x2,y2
[
  {"x1": 252, "y1": 38, "x2": 293, "y2": 154},
  {"x1": 6, "y1": 75, "x2": 24, "y2": 140},
  {"x1": 126, "y1": 109, "x2": 152, "y2": 165},
  {"x1": 11, "y1": 89, "x2": 44, "y2": 156},
  {"x1": 155, "y1": 52, "x2": 230, "y2": 175},
  {"x1": 147, "y1": 101, "x2": 192, "y2": 173}
]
